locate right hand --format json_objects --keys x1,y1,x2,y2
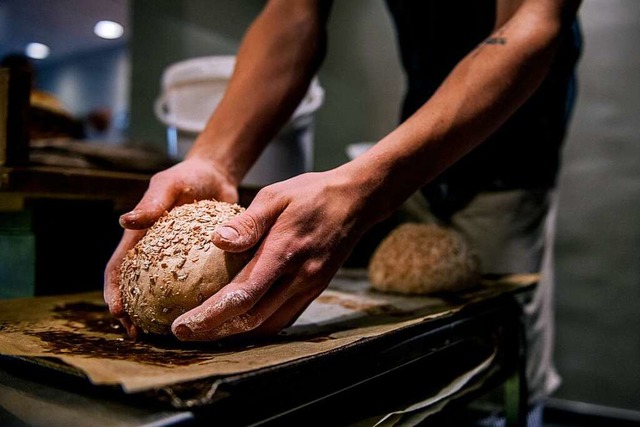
[{"x1": 103, "y1": 156, "x2": 239, "y2": 338}]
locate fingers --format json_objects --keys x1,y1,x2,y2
[
  {"x1": 249, "y1": 288, "x2": 322, "y2": 337},
  {"x1": 171, "y1": 291, "x2": 260, "y2": 341},
  {"x1": 212, "y1": 189, "x2": 285, "y2": 253},
  {"x1": 119, "y1": 315, "x2": 140, "y2": 340},
  {"x1": 104, "y1": 229, "x2": 146, "y2": 315},
  {"x1": 172, "y1": 188, "x2": 293, "y2": 340},
  {"x1": 172, "y1": 242, "x2": 327, "y2": 342},
  {"x1": 171, "y1": 242, "x2": 288, "y2": 340},
  {"x1": 172, "y1": 276, "x2": 317, "y2": 341},
  {"x1": 104, "y1": 229, "x2": 146, "y2": 339},
  {"x1": 119, "y1": 174, "x2": 182, "y2": 229},
  {"x1": 119, "y1": 158, "x2": 241, "y2": 230}
]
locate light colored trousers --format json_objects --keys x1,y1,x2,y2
[{"x1": 401, "y1": 188, "x2": 561, "y2": 412}]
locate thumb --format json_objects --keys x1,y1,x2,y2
[{"x1": 212, "y1": 196, "x2": 283, "y2": 253}]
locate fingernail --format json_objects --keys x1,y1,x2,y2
[
  {"x1": 173, "y1": 323, "x2": 193, "y2": 340},
  {"x1": 128, "y1": 324, "x2": 139, "y2": 340},
  {"x1": 119, "y1": 211, "x2": 139, "y2": 227},
  {"x1": 216, "y1": 226, "x2": 239, "y2": 242}
]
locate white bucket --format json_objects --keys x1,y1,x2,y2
[{"x1": 154, "y1": 56, "x2": 325, "y2": 187}]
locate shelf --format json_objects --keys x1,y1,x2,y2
[{"x1": 0, "y1": 164, "x2": 151, "y2": 211}]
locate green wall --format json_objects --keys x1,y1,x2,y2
[{"x1": 0, "y1": 210, "x2": 35, "y2": 298}]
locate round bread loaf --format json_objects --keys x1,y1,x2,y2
[
  {"x1": 120, "y1": 200, "x2": 251, "y2": 335},
  {"x1": 368, "y1": 223, "x2": 481, "y2": 295}
]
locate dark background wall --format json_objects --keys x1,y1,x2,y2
[{"x1": 553, "y1": 0, "x2": 640, "y2": 410}]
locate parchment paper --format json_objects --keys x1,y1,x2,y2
[{"x1": 0, "y1": 270, "x2": 536, "y2": 394}]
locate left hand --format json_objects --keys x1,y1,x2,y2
[
  {"x1": 171, "y1": 168, "x2": 374, "y2": 341},
  {"x1": 104, "y1": 156, "x2": 240, "y2": 339}
]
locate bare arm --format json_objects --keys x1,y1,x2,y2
[
  {"x1": 187, "y1": 0, "x2": 332, "y2": 186},
  {"x1": 169, "y1": 0, "x2": 581, "y2": 341},
  {"x1": 118, "y1": 0, "x2": 332, "y2": 229},
  {"x1": 109, "y1": 0, "x2": 581, "y2": 341},
  {"x1": 105, "y1": 0, "x2": 332, "y2": 335},
  {"x1": 341, "y1": 0, "x2": 582, "y2": 221}
]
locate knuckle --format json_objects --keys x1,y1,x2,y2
[
  {"x1": 256, "y1": 185, "x2": 276, "y2": 201},
  {"x1": 238, "y1": 213, "x2": 261, "y2": 236},
  {"x1": 218, "y1": 288, "x2": 255, "y2": 313},
  {"x1": 148, "y1": 172, "x2": 165, "y2": 187},
  {"x1": 303, "y1": 259, "x2": 324, "y2": 278},
  {"x1": 237, "y1": 313, "x2": 262, "y2": 331}
]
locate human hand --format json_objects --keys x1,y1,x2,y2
[
  {"x1": 118, "y1": 157, "x2": 239, "y2": 230},
  {"x1": 104, "y1": 157, "x2": 239, "y2": 338},
  {"x1": 170, "y1": 169, "x2": 376, "y2": 341},
  {"x1": 104, "y1": 228, "x2": 146, "y2": 339}
]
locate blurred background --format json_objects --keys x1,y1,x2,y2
[{"x1": 0, "y1": 0, "x2": 638, "y2": 422}]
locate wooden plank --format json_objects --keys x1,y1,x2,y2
[
  {"x1": 0, "y1": 67, "x2": 30, "y2": 167},
  {"x1": 0, "y1": 165, "x2": 151, "y2": 211},
  {"x1": 0, "y1": 164, "x2": 260, "y2": 212}
]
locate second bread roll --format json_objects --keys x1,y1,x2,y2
[{"x1": 368, "y1": 223, "x2": 480, "y2": 295}]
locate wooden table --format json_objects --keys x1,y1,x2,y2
[{"x1": 0, "y1": 274, "x2": 533, "y2": 427}]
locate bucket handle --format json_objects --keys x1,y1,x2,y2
[
  {"x1": 154, "y1": 77, "x2": 324, "y2": 134},
  {"x1": 154, "y1": 95, "x2": 204, "y2": 134}
]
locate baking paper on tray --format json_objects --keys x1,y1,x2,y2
[{"x1": 0, "y1": 271, "x2": 536, "y2": 393}]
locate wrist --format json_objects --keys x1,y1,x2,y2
[
  {"x1": 175, "y1": 155, "x2": 239, "y2": 204},
  {"x1": 335, "y1": 138, "x2": 430, "y2": 227},
  {"x1": 185, "y1": 138, "x2": 243, "y2": 188},
  {"x1": 332, "y1": 157, "x2": 399, "y2": 230}
]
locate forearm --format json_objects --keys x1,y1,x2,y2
[
  {"x1": 343, "y1": 0, "x2": 580, "y2": 223},
  {"x1": 188, "y1": 0, "x2": 330, "y2": 185}
]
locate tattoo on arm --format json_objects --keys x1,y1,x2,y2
[
  {"x1": 469, "y1": 31, "x2": 507, "y2": 57},
  {"x1": 484, "y1": 36, "x2": 507, "y2": 45}
]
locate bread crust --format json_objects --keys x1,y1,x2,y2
[
  {"x1": 120, "y1": 200, "x2": 251, "y2": 335},
  {"x1": 368, "y1": 223, "x2": 481, "y2": 295}
]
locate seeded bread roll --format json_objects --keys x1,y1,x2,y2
[
  {"x1": 368, "y1": 223, "x2": 481, "y2": 295},
  {"x1": 120, "y1": 200, "x2": 251, "y2": 335}
]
